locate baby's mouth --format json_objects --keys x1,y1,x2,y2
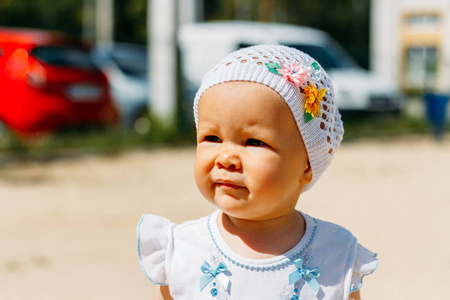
[{"x1": 215, "y1": 180, "x2": 243, "y2": 190}]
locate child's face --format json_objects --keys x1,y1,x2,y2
[{"x1": 194, "y1": 82, "x2": 312, "y2": 221}]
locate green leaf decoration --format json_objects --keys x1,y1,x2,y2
[
  {"x1": 304, "y1": 112, "x2": 314, "y2": 123},
  {"x1": 311, "y1": 62, "x2": 320, "y2": 71},
  {"x1": 265, "y1": 62, "x2": 281, "y2": 74}
]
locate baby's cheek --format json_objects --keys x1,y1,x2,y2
[
  {"x1": 194, "y1": 174, "x2": 214, "y2": 203},
  {"x1": 194, "y1": 162, "x2": 209, "y2": 192},
  {"x1": 249, "y1": 159, "x2": 281, "y2": 185},
  {"x1": 248, "y1": 153, "x2": 296, "y2": 191}
]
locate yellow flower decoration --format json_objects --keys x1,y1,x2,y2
[{"x1": 303, "y1": 83, "x2": 327, "y2": 122}]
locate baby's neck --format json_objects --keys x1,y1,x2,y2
[{"x1": 217, "y1": 211, "x2": 306, "y2": 259}]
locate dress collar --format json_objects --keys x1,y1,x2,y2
[{"x1": 207, "y1": 210, "x2": 317, "y2": 270}]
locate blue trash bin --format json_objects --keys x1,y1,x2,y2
[{"x1": 425, "y1": 92, "x2": 449, "y2": 139}]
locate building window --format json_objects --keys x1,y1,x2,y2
[
  {"x1": 407, "y1": 14, "x2": 440, "y2": 28},
  {"x1": 406, "y1": 46, "x2": 438, "y2": 89}
]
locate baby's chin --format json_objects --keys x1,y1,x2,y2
[
  {"x1": 217, "y1": 205, "x2": 275, "y2": 222},
  {"x1": 210, "y1": 199, "x2": 254, "y2": 219},
  {"x1": 219, "y1": 203, "x2": 301, "y2": 223}
]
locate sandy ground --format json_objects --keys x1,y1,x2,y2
[{"x1": 1, "y1": 136, "x2": 449, "y2": 300}]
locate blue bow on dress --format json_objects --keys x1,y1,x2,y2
[
  {"x1": 199, "y1": 260, "x2": 230, "y2": 292},
  {"x1": 289, "y1": 258, "x2": 320, "y2": 295}
]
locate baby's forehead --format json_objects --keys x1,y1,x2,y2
[
  {"x1": 197, "y1": 82, "x2": 301, "y2": 136},
  {"x1": 200, "y1": 81, "x2": 285, "y2": 103},
  {"x1": 198, "y1": 81, "x2": 291, "y2": 114}
]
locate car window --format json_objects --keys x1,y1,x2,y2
[
  {"x1": 288, "y1": 44, "x2": 343, "y2": 69},
  {"x1": 30, "y1": 46, "x2": 97, "y2": 69},
  {"x1": 111, "y1": 55, "x2": 147, "y2": 77}
]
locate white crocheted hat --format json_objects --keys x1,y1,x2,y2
[{"x1": 193, "y1": 44, "x2": 344, "y2": 192}]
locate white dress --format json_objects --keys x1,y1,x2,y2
[{"x1": 137, "y1": 210, "x2": 378, "y2": 300}]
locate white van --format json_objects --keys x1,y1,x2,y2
[{"x1": 179, "y1": 21, "x2": 403, "y2": 113}]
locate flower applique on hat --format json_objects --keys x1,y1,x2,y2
[{"x1": 265, "y1": 61, "x2": 327, "y2": 123}]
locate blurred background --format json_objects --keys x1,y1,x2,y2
[
  {"x1": 0, "y1": 0, "x2": 449, "y2": 299},
  {"x1": 1, "y1": 0, "x2": 449, "y2": 150}
]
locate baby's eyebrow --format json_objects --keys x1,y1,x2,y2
[
  {"x1": 243, "y1": 123, "x2": 274, "y2": 135},
  {"x1": 197, "y1": 120, "x2": 216, "y2": 128},
  {"x1": 196, "y1": 122, "x2": 219, "y2": 134},
  {"x1": 197, "y1": 117, "x2": 216, "y2": 127},
  {"x1": 242, "y1": 129, "x2": 275, "y2": 144}
]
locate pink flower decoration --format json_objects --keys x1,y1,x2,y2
[{"x1": 277, "y1": 61, "x2": 310, "y2": 86}]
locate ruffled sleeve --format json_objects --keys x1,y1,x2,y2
[
  {"x1": 349, "y1": 243, "x2": 379, "y2": 293},
  {"x1": 137, "y1": 214, "x2": 174, "y2": 285}
]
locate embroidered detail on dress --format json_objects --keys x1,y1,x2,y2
[
  {"x1": 289, "y1": 258, "x2": 320, "y2": 296},
  {"x1": 200, "y1": 247, "x2": 231, "y2": 299},
  {"x1": 280, "y1": 252, "x2": 319, "y2": 300},
  {"x1": 206, "y1": 212, "x2": 318, "y2": 299},
  {"x1": 280, "y1": 283, "x2": 300, "y2": 300},
  {"x1": 207, "y1": 214, "x2": 318, "y2": 271},
  {"x1": 328, "y1": 224, "x2": 338, "y2": 233}
]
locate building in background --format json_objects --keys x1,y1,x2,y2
[{"x1": 372, "y1": 0, "x2": 450, "y2": 93}]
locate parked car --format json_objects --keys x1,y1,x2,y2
[
  {"x1": 91, "y1": 42, "x2": 197, "y2": 132},
  {"x1": 179, "y1": 21, "x2": 403, "y2": 113},
  {"x1": 0, "y1": 28, "x2": 118, "y2": 136},
  {"x1": 91, "y1": 43, "x2": 149, "y2": 129}
]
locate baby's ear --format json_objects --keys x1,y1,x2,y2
[{"x1": 299, "y1": 162, "x2": 313, "y2": 185}]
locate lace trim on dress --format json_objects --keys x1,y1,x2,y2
[{"x1": 207, "y1": 211, "x2": 317, "y2": 271}]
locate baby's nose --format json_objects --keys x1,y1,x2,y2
[{"x1": 215, "y1": 148, "x2": 242, "y2": 170}]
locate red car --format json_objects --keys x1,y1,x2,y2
[{"x1": 0, "y1": 28, "x2": 118, "y2": 135}]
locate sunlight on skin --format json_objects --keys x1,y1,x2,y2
[{"x1": 150, "y1": 82, "x2": 365, "y2": 300}]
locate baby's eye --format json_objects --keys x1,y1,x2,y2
[
  {"x1": 204, "y1": 135, "x2": 222, "y2": 143},
  {"x1": 246, "y1": 138, "x2": 267, "y2": 147}
]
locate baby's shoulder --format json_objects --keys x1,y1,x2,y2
[
  {"x1": 315, "y1": 217, "x2": 355, "y2": 238},
  {"x1": 138, "y1": 213, "x2": 210, "y2": 237},
  {"x1": 304, "y1": 213, "x2": 357, "y2": 252},
  {"x1": 136, "y1": 213, "x2": 212, "y2": 284},
  {"x1": 174, "y1": 215, "x2": 209, "y2": 230},
  {"x1": 171, "y1": 214, "x2": 210, "y2": 239},
  {"x1": 302, "y1": 214, "x2": 378, "y2": 296}
]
